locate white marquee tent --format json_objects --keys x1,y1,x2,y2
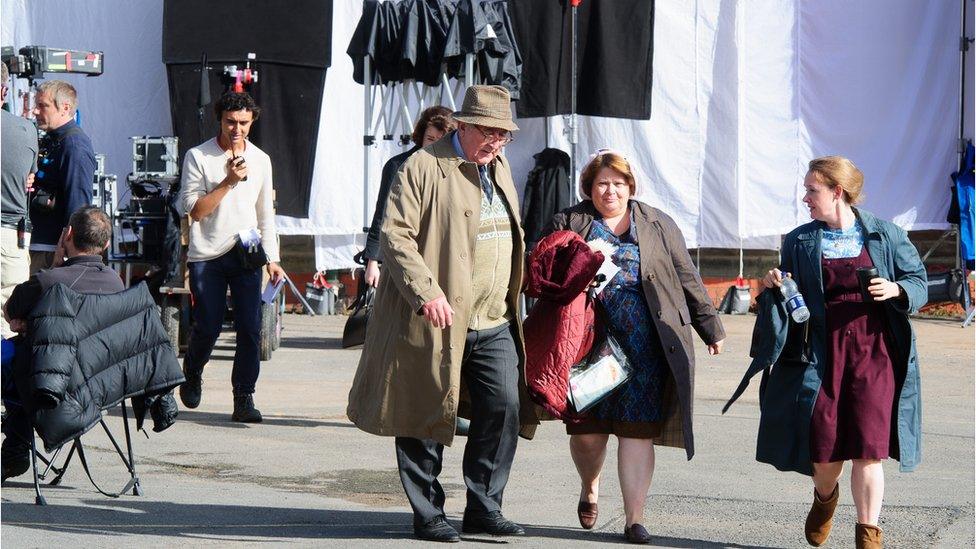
[{"x1": 3, "y1": 0, "x2": 970, "y2": 270}]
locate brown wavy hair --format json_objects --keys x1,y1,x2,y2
[{"x1": 412, "y1": 106, "x2": 455, "y2": 146}]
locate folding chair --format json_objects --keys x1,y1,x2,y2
[{"x1": 2, "y1": 397, "x2": 142, "y2": 506}]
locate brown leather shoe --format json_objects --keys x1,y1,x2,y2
[
  {"x1": 805, "y1": 484, "x2": 839, "y2": 546},
  {"x1": 577, "y1": 501, "x2": 598, "y2": 529},
  {"x1": 624, "y1": 523, "x2": 652, "y2": 544},
  {"x1": 855, "y1": 523, "x2": 883, "y2": 549}
]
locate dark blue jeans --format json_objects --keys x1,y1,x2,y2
[{"x1": 185, "y1": 250, "x2": 262, "y2": 395}]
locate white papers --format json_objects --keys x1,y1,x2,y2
[
  {"x1": 261, "y1": 278, "x2": 285, "y2": 304},
  {"x1": 592, "y1": 251, "x2": 620, "y2": 295},
  {"x1": 239, "y1": 227, "x2": 262, "y2": 247}
]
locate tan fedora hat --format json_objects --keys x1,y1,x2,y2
[{"x1": 452, "y1": 85, "x2": 519, "y2": 132}]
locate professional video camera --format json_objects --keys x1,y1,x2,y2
[{"x1": 1, "y1": 45, "x2": 104, "y2": 83}]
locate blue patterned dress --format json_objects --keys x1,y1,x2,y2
[{"x1": 587, "y1": 217, "x2": 668, "y2": 422}]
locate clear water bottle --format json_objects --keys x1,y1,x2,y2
[{"x1": 780, "y1": 274, "x2": 810, "y2": 323}]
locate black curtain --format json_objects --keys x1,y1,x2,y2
[
  {"x1": 162, "y1": 0, "x2": 332, "y2": 218},
  {"x1": 509, "y1": 0, "x2": 654, "y2": 119}
]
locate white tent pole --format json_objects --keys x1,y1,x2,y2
[
  {"x1": 362, "y1": 55, "x2": 373, "y2": 232},
  {"x1": 440, "y1": 72, "x2": 457, "y2": 111}
]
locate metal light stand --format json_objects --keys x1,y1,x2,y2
[
  {"x1": 959, "y1": 0, "x2": 974, "y2": 327},
  {"x1": 565, "y1": 0, "x2": 581, "y2": 181}
]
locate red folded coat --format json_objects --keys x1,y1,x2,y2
[{"x1": 523, "y1": 230, "x2": 605, "y2": 419}]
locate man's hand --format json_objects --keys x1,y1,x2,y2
[
  {"x1": 707, "y1": 338, "x2": 725, "y2": 356},
  {"x1": 762, "y1": 268, "x2": 788, "y2": 289},
  {"x1": 365, "y1": 260, "x2": 381, "y2": 288},
  {"x1": 266, "y1": 262, "x2": 285, "y2": 285},
  {"x1": 868, "y1": 277, "x2": 902, "y2": 301},
  {"x1": 8, "y1": 318, "x2": 26, "y2": 333},
  {"x1": 421, "y1": 296, "x2": 454, "y2": 329},
  {"x1": 52, "y1": 228, "x2": 68, "y2": 267},
  {"x1": 226, "y1": 155, "x2": 248, "y2": 185}
]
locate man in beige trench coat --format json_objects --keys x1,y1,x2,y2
[{"x1": 347, "y1": 85, "x2": 536, "y2": 543}]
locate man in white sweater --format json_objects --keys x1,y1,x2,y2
[{"x1": 179, "y1": 92, "x2": 283, "y2": 423}]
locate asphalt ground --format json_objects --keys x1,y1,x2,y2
[{"x1": 1, "y1": 313, "x2": 973, "y2": 548}]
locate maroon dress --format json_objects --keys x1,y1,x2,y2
[{"x1": 810, "y1": 246, "x2": 896, "y2": 463}]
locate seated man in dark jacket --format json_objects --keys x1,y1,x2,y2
[{"x1": 2, "y1": 205, "x2": 122, "y2": 480}]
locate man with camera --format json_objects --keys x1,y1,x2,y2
[
  {"x1": 0, "y1": 62, "x2": 38, "y2": 337},
  {"x1": 28, "y1": 79, "x2": 96, "y2": 273},
  {"x1": 179, "y1": 91, "x2": 282, "y2": 423}
]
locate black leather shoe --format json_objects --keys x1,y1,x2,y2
[
  {"x1": 624, "y1": 523, "x2": 652, "y2": 544},
  {"x1": 1, "y1": 438, "x2": 30, "y2": 482},
  {"x1": 414, "y1": 516, "x2": 460, "y2": 543},
  {"x1": 179, "y1": 366, "x2": 202, "y2": 409},
  {"x1": 231, "y1": 394, "x2": 263, "y2": 423},
  {"x1": 461, "y1": 510, "x2": 525, "y2": 536}
]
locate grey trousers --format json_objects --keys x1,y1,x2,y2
[{"x1": 395, "y1": 322, "x2": 521, "y2": 526}]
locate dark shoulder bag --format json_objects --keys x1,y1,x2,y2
[{"x1": 342, "y1": 269, "x2": 375, "y2": 349}]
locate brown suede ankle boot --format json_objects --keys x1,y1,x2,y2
[
  {"x1": 855, "y1": 523, "x2": 883, "y2": 549},
  {"x1": 804, "y1": 484, "x2": 839, "y2": 546}
]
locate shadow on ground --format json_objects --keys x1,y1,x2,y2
[
  {"x1": 103, "y1": 408, "x2": 355, "y2": 430},
  {"x1": 0, "y1": 499, "x2": 779, "y2": 547}
]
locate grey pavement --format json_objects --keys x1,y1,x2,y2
[{"x1": 2, "y1": 314, "x2": 973, "y2": 548}]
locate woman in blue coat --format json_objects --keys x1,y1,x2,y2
[{"x1": 729, "y1": 156, "x2": 926, "y2": 549}]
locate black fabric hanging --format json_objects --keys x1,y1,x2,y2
[
  {"x1": 480, "y1": 0, "x2": 522, "y2": 99},
  {"x1": 521, "y1": 148, "x2": 574, "y2": 247},
  {"x1": 508, "y1": 0, "x2": 654, "y2": 119},
  {"x1": 162, "y1": 0, "x2": 333, "y2": 218}
]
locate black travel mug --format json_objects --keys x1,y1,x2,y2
[{"x1": 856, "y1": 267, "x2": 880, "y2": 302}]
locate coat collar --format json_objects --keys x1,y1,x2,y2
[{"x1": 796, "y1": 207, "x2": 882, "y2": 240}]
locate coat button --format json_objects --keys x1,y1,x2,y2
[
  {"x1": 464, "y1": 209, "x2": 473, "y2": 217},
  {"x1": 650, "y1": 273, "x2": 656, "y2": 279},
  {"x1": 455, "y1": 296, "x2": 463, "y2": 304},
  {"x1": 657, "y1": 311, "x2": 663, "y2": 319},
  {"x1": 669, "y1": 345, "x2": 676, "y2": 353},
  {"x1": 460, "y1": 252, "x2": 467, "y2": 260}
]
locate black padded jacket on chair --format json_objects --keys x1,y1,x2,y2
[{"x1": 25, "y1": 283, "x2": 185, "y2": 451}]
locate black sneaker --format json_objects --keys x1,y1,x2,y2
[
  {"x1": 1, "y1": 438, "x2": 30, "y2": 482},
  {"x1": 231, "y1": 393, "x2": 263, "y2": 423},
  {"x1": 461, "y1": 510, "x2": 525, "y2": 536},
  {"x1": 414, "y1": 516, "x2": 460, "y2": 543},
  {"x1": 179, "y1": 366, "x2": 202, "y2": 409}
]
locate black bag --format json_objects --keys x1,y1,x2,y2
[
  {"x1": 342, "y1": 269, "x2": 374, "y2": 349},
  {"x1": 926, "y1": 268, "x2": 966, "y2": 306},
  {"x1": 235, "y1": 236, "x2": 268, "y2": 270},
  {"x1": 718, "y1": 283, "x2": 751, "y2": 315}
]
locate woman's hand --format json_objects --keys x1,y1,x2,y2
[
  {"x1": 365, "y1": 259, "x2": 381, "y2": 288},
  {"x1": 762, "y1": 268, "x2": 788, "y2": 289},
  {"x1": 868, "y1": 277, "x2": 902, "y2": 301},
  {"x1": 707, "y1": 338, "x2": 725, "y2": 355}
]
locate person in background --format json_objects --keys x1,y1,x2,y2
[
  {"x1": 361, "y1": 106, "x2": 455, "y2": 287},
  {"x1": 28, "y1": 80, "x2": 96, "y2": 272},
  {"x1": 178, "y1": 92, "x2": 283, "y2": 423},
  {"x1": 748, "y1": 156, "x2": 926, "y2": 549},
  {"x1": 0, "y1": 62, "x2": 38, "y2": 337},
  {"x1": 542, "y1": 149, "x2": 725, "y2": 544}
]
